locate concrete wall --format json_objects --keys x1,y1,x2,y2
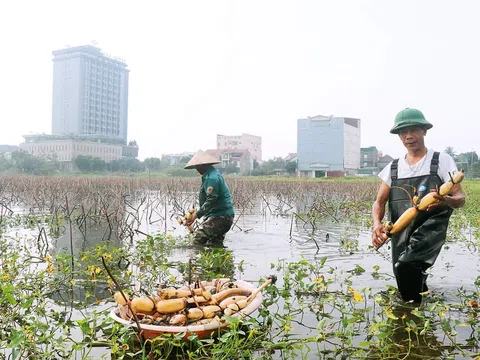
[{"x1": 297, "y1": 117, "x2": 344, "y2": 172}]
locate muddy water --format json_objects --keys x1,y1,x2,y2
[
  {"x1": 8, "y1": 199, "x2": 479, "y2": 359},
  {"x1": 184, "y1": 210, "x2": 479, "y2": 304},
  {"x1": 169, "y1": 206, "x2": 478, "y2": 359}
]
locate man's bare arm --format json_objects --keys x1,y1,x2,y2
[{"x1": 371, "y1": 182, "x2": 390, "y2": 248}]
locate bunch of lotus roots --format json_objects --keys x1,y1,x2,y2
[{"x1": 114, "y1": 276, "x2": 275, "y2": 326}]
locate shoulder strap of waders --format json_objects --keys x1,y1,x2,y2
[
  {"x1": 430, "y1": 151, "x2": 440, "y2": 175},
  {"x1": 391, "y1": 159, "x2": 399, "y2": 180}
]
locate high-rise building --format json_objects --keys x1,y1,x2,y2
[
  {"x1": 51, "y1": 45, "x2": 129, "y2": 143},
  {"x1": 297, "y1": 115, "x2": 361, "y2": 177},
  {"x1": 216, "y1": 133, "x2": 262, "y2": 161}
]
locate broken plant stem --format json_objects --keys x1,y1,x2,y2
[{"x1": 101, "y1": 256, "x2": 144, "y2": 344}]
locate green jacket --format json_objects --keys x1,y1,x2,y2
[{"x1": 196, "y1": 166, "x2": 234, "y2": 219}]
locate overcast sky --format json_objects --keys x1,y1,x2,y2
[{"x1": 1, "y1": 0, "x2": 479, "y2": 160}]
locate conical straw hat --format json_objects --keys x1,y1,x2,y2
[{"x1": 184, "y1": 150, "x2": 220, "y2": 169}]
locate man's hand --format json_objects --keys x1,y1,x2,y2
[
  {"x1": 426, "y1": 192, "x2": 447, "y2": 211},
  {"x1": 427, "y1": 183, "x2": 465, "y2": 211},
  {"x1": 185, "y1": 213, "x2": 197, "y2": 226},
  {"x1": 372, "y1": 222, "x2": 388, "y2": 249},
  {"x1": 371, "y1": 182, "x2": 390, "y2": 249}
]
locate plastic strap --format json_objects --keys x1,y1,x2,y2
[
  {"x1": 430, "y1": 152, "x2": 440, "y2": 175},
  {"x1": 391, "y1": 159, "x2": 399, "y2": 180}
]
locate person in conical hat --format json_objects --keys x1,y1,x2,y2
[
  {"x1": 184, "y1": 150, "x2": 221, "y2": 170},
  {"x1": 184, "y1": 150, "x2": 235, "y2": 245},
  {"x1": 371, "y1": 108, "x2": 465, "y2": 305}
]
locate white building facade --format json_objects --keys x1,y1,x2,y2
[
  {"x1": 51, "y1": 45, "x2": 129, "y2": 143},
  {"x1": 206, "y1": 149, "x2": 254, "y2": 175},
  {"x1": 19, "y1": 135, "x2": 137, "y2": 164},
  {"x1": 297, "y1": 115, "x2": 361, "y2": 177},
  {"x1": 217, "y1": 133, "x2": 262, "y2": 161}
]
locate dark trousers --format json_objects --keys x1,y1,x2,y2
[
  {"x1": 393, "y1": 261, "x2": 429, "y2": 304},
  {"x1": 193, "y1": 215, "x2": 234, "y2": 245}
]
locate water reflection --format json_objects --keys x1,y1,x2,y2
[
  {"x1": 53, "y1": 223, "x2": 120, "y2": 254},
  {"x1": 373, "y1": 304, "x2": 444, "y2": 359},
  {"x1": 5, "y1": 195, "x2": 480, "y2": 359},
  {"x1": 175, "y1": 246, "x2": 236, "y2": 284},
  {"x1": 49, "y1": 280, "x2": 111, "y2": 307}
]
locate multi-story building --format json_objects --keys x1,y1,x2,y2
[
  {"x1": 360, "y1": 146, "x2": 379, "y2": 168},
  {"x1": 297, "y1": 115, "x2": 361, "y2": 177},
  {"x1": 216, "y1": 133, "x2": 262, "y2": 162},
  {"x1": 18, "y1": 45, "x2": 137, "y2": 170},
  {"x1": 51, "y1": 45, "x2": 129, "y2": 143},
  {"x1": 206, "y1": 149, "x2": 254, "y2": 175},
  {"x1": 19, "y1": 134, "x2": 138, "y2": 166}
]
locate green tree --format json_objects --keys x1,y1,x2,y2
[
  {"x1": 74, "y1": 155, "x2": 95, "y2": 172},
  {"x1": 268, "y1": 157, "x2": 286, "y2": 169},
  {"x1": 91, "y1": 157, "x2": 106, "y2": 172},
  {"x1": 124, "y1": 158, "x2": 145, "y2": 172},
  {"x1": 257, "y1": 157, "x2": 286, "y2": 175},
  {"x1": 222, "y1": 164, "x2": 240, "y2": 175},
  {"x1": 0, "y1": 153, "x2": 12, "y2": 172},
  {"x1": 285, "y1": 160, "x2": 297, "y2": 174},
  {"x1": 471, "y1": 162, "x2": 480, "y2": 179},
  {"x1": 11, "y1": 151, "x2": 42, "y2": 174},
  {"x1": 444, "y1": 146, "x2": 457, "y2": 159},
  {"x1": 178, "y1": 156, "x2": 193, "y2": 165},
  {"x1": 107, "y1": 158, "x2": 145, "y2": 172},
  {"x1": 107, "y1": 159, "x2": 122, "y2": 172},
  {"x1": 144, "y1": 157, "x2": 164, "y2": 172}
]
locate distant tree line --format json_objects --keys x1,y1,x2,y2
[
  {"x1": 444, "y1": 147, "x2": 480, "y2": 178},
  {"x1": 250, "y1": 157, "x2": 297, "y2": 176},
  {"x1": 0, "y1": 151, "x2": 298, "y2": 177},
  {"x1": 0, "y1": 151, "x2": 60, "y2": 175},
  {"x1": 0, "y1": 152, "x2": 183, "y2": 176}
]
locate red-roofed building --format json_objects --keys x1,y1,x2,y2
[{"x1": 206, "y1": 149, "x2": 254, "y2": 175}]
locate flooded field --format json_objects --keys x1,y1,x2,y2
[{"x1": 0, "y1": 175, "x2": 479, "y2": 359}]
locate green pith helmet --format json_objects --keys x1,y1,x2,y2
[{"x1": 390, "y1": 108, "x2": 433, "y2": 134}]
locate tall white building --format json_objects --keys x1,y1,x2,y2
[
  {"x1": 297, "y1": 115, "x2": 361, "y2": 177},
  {"x1": 216, "y1": 133, "x2": 262, "y2": 161},
  {"x1": 51, "y1": 45, "x2": 129, "y2": 143},
  {"x1": 18, "y1": 45, "x2": 137, "y2": 169}
]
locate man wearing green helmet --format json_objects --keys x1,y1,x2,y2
[{"x1": 371, "y1": 108, "x2": 465, "y2": 305}]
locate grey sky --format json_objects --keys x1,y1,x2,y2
[{"x1": 1, "y1": 0, "x2": 478, "y2": 161}]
